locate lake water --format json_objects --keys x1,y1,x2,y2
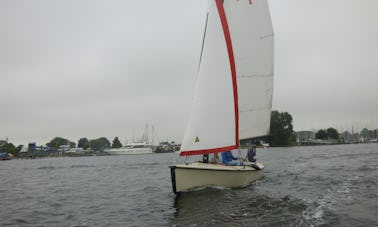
[{"x1": 1, "y1": 143, "x2": 377, "y2": 226}]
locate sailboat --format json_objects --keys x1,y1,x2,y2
[{"x1": 169, "y1": 0, "x2": 274, "y2": 194}]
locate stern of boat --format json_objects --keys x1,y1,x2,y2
[{"x1": 169, "y1": 165, "x2": 177, "y2": 194}]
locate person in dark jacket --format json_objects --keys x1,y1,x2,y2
[
  {"x1": 245, "y1": 145, "x2": 256, "y2": 162},
  {"x1": 221, "y1": 151, "x2": 241, "y2": 166}
]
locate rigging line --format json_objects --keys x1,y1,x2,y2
[{"x1": 197, "y1": 12, "x2": 209, "y2": 75}]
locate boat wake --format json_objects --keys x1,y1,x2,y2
[
  {"x1": 299, "y1": 176, "x2": 356, "y2": 226},
  {"x1": 172, "y1": 190, "x2": 308, "y2": 226}
]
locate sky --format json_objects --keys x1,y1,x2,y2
[{"x1": 1, "y1": 0, "x2": 378, "y2": 146}]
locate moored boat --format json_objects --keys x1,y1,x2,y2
[
  {"x1": 105, "y1": 142, "x2": 153, "y2": 155},
  {"x1": 0, "y1": 152, "x2": 12, "y2": 160}
]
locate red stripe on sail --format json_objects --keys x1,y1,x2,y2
[
  {"x1": 180, "y1": 145, "x2": 238, "y2": 156},
  {"x1": 215, "y1": 0, "x2": 239, "y2": 147},
  {"x1": 179, "y1": 0, "x2": 240, "y2": 157}
]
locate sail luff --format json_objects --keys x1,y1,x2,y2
[{"x1": 215, "y1": 0, "x2": 239, "y2": 148}]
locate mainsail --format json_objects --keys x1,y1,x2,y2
[{"x1": 180, "y1": 0, "x2": 274, "y2": 156}]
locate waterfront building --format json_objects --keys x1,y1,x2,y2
[{"x1": 296, "y1": 131, "x2": 316, "y2": 144}]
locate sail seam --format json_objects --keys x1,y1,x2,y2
[
  {"x1": 260, "y1": 33, "x2": 274, "y2": 39},
  {"x1": 240, "y1": 106, "x2": 272, "y2": 113},
  {"x1": 239, "y1": 73, "x2": 274, "y2": 78}
]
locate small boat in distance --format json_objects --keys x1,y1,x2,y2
[
  {"x1": 154, "y1": 143, "x2": 175, "y2": 153},
  {"x1": 105, "y1": 142, "x2": 153, "y2": 155},
  {"x1": 0, "y1": 152, "x2": 12, "y2": 160}
]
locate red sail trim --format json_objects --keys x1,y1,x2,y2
[
  {"x1": 179, "y1": 145, "x2": 238, "y2": 156},
  {"x1": 179, "y1": 1, "x2": 239, "y2": 157},
  {"x1": 215, "y1": 0, "x2": 239, "y2": 147}
]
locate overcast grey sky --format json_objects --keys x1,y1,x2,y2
[{"x1": 1, "y1": 0, "x2": 378, "y2": 146}]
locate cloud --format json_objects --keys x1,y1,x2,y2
[{"x1": 1, "y1": 0, "x2": 378, "y2": 145}]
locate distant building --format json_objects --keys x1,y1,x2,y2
[
  {"x1": 28, "y1": 142, "x2": 37, "y2": 151},
  {"x1": 296, "y1": 131, "x2": 315, "y2": 144},
  {"x1": 58, "y1": 145, "x2": 70, "y2": 152},
  {"x1": 339, "y1": 131, "x2": 352, "y2": 143},
  {"x1": 360, "y1": 128, "x2": 374, "y2": 141}
]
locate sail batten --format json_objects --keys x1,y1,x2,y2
[{"x1": 180, "y1": 0, "x2": 274, "y2": 156}]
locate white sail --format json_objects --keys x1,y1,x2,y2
[
  {"x1": 225, "y1": 0, "x2": 274, "y2": 140},
  {"x1": 180, "y1": 0, "x2": 274, "y2": 156}
]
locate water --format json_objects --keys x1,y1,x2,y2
[{"x1": 1, "y1": 143, "x2": 377, "y2": 226}]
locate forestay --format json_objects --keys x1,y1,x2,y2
[{"x1": 180, "y1": 0, "x2": 274, "y2": 156}]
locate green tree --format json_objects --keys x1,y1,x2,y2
[
  {"x1": 111, "y1": 137, "x2": 123, "y2": 148},
  {"x1": 0, "y1": 141, "x2": 17, "y2": 156},
  {"x1": 326, "y1": 128, "x2": 339, "y2": 140},
  {"x1": 46, "y1": 137, "x2": 76, "y2": 149},
  {"x1": 269, "y1": 110, "x2": 295, "y2": 147},
  {"x1": 316, "y1": 129, "x2": 327, "y2": 140},
  {"x1": 89, "y1": 137, "x2": 111, "y2": 151},
  {"x1": 78, "y1": 137, "x2": 90, "y2": 150},
  {"x1": 6, "y1": 143, "x2": 16, "y2": 156}
]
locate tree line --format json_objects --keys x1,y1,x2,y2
[
  {"x1": 315, "y1": 128, "x2": 339, "y2": 140},
  {"x1": 48, "y1": 136, "x2": 125, "y2": 151},
  {"x1": 1, "y1": 110, "x2": 297, "y2": 157},
  {"x1": 3, "y1": 110, "x2": 357, "y2": 157},
  {"x1": 0, "y1": 136, "x2": 125, "y2": 157},
  {"x1": 268, "y1": 111, "x2": 346, "y2": 145}
]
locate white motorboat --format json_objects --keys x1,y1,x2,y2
[{"x1": 106, "y1": 142, "x2": 153, "y2": 155}]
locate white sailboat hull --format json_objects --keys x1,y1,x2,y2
[
  {"x1": 170, "y1": 162, "x2": 264, "y2": 194},
  {"x1": 106, "y1": 147, "x2": 153, "y2": 155}
]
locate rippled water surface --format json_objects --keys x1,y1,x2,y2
[{"x1": 1, "y1": 144, "x2": 377, "y2": 226}]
